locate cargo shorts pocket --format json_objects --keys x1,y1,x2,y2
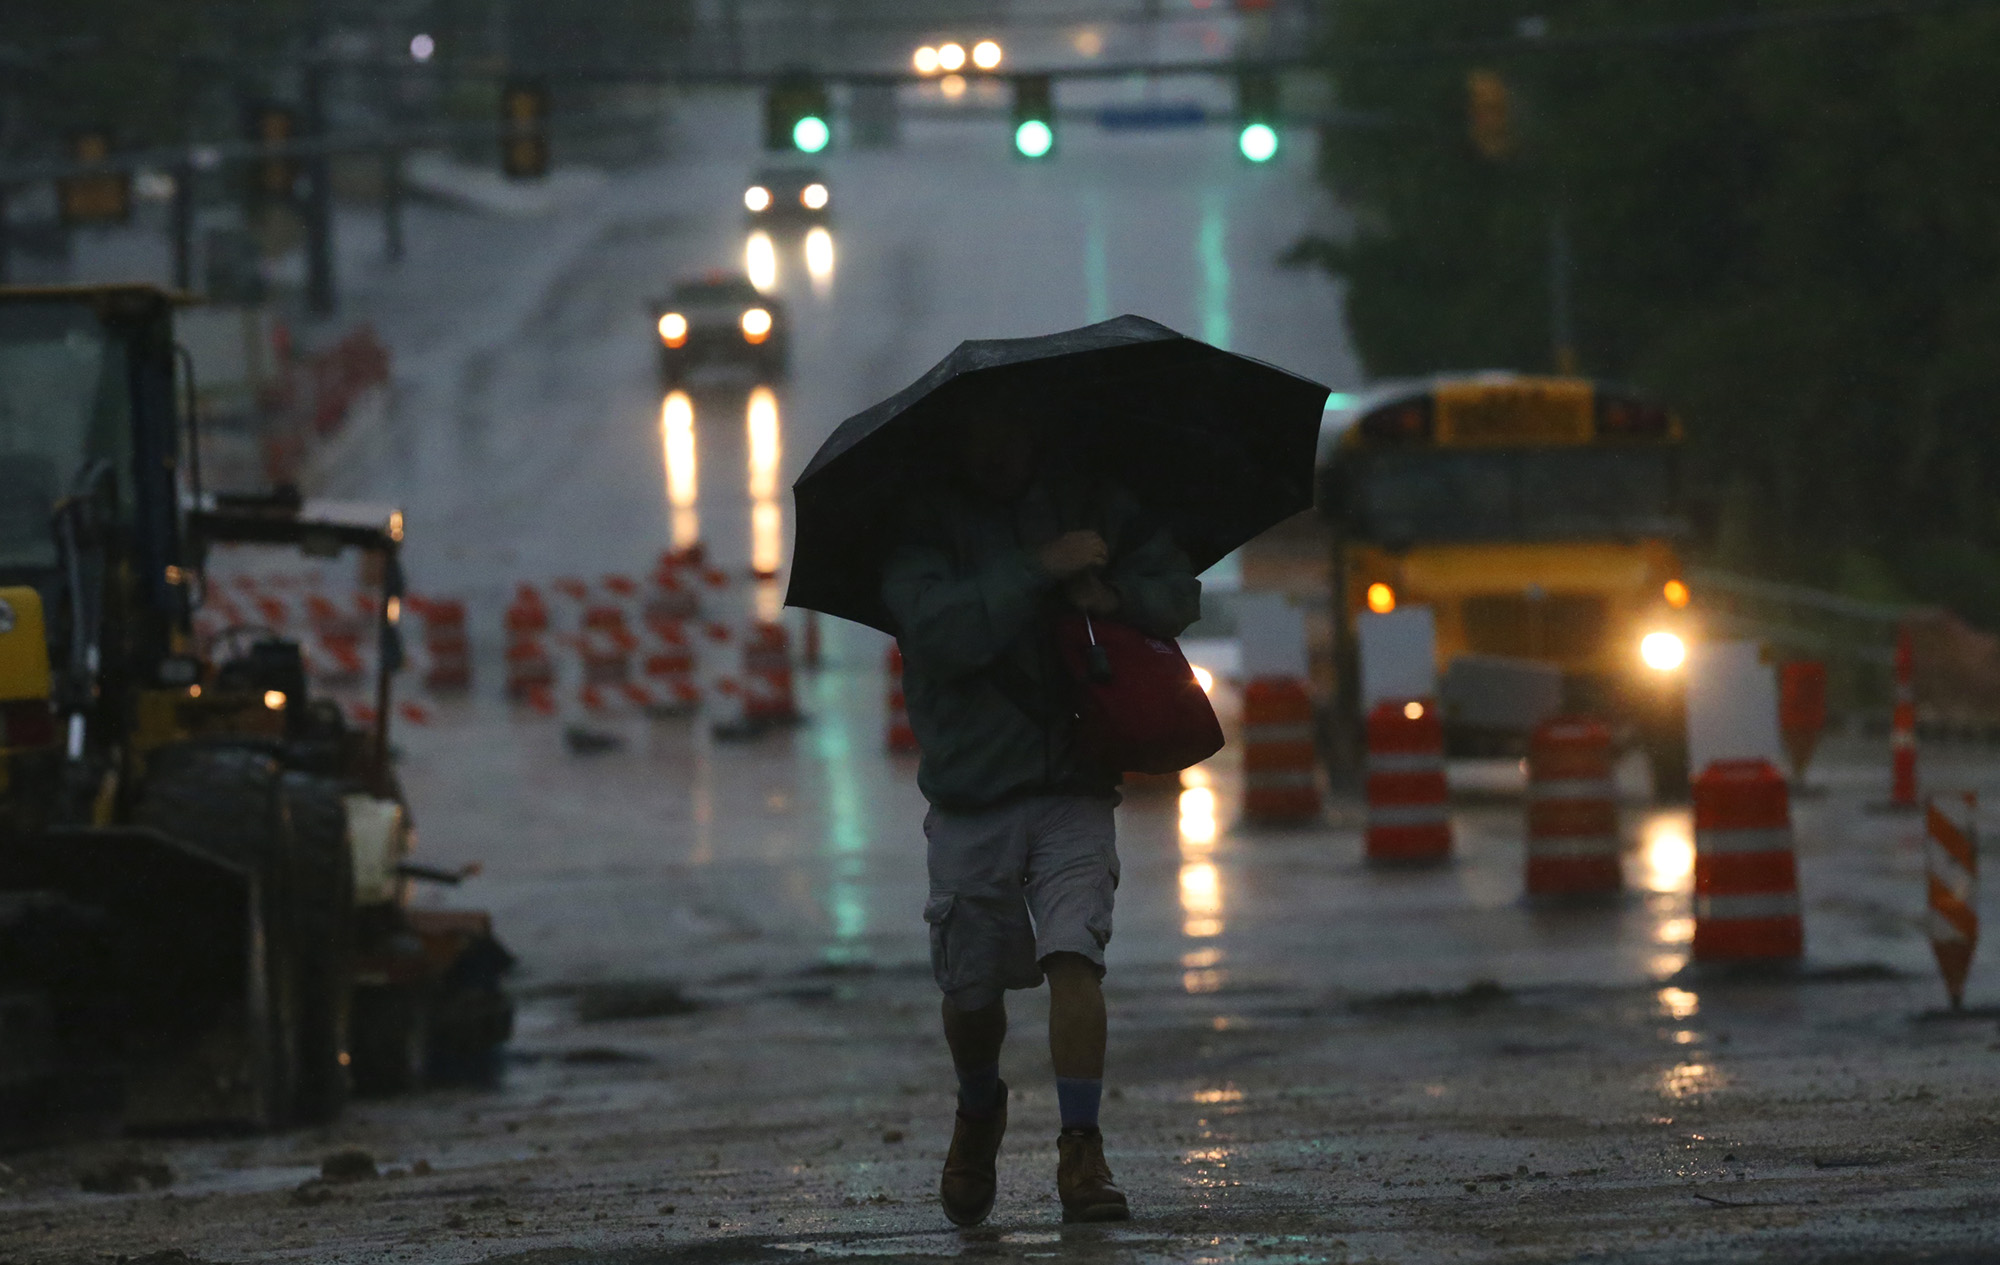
[{"x1": 922, "y1": 893, "x2": 958, "y2": 993}]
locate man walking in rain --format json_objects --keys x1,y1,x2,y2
[{"x1": 882, "y1": 400, "x2": 1201, "y2": 1226}]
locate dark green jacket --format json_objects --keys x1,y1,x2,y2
[{"x1": 881, "y1": 473, "x2": 1201, "y2": 811}]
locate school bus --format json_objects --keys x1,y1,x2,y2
[{"x1": 1317, "y1": 374, "x2": 1693, "y2": 794}]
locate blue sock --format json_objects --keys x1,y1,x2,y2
[
  {"x1": 1055, "y1": 1077, "x2": 1102, "y2": 1131},
  {"x1": 957, "y1": 1063, "x2": 1002, "y2": 1114}
]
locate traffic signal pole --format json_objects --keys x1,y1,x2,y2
[
  {"x1": 381, "y1": 147, "x2": 405, "y2": 264},
  {"x1": 300, "y1": 54, "x2": 336, "y2": 316}
]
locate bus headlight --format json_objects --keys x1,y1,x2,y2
[{"x1": 1640, "y1": 631, "x2": 1686, "y2": 672}]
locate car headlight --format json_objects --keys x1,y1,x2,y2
[
  {"x1": 740, "y1": 307, "x2": 773, "y2": 343},
  {"x1": 744, "y1": 185, "x2": 771, "y2": 212},
  {"x1": 1640, "y1": 631, "x2": 1686, "y2": 672},
  {"x1": 657, "y1": 312, "x2": 688, "y2": 347},
  {"x1": 801, "y1": 182, "x2": 829, "y2": 210}
]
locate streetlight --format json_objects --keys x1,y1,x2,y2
[
  {"x1": 936, "y1": 42, "x2": 966, "y2": 72},
  {"x1": 913, "y1": 46, "x2": 940, "y2": 75},
  {"x1": 971, "y1": 40, "x2": 1003, "y2": 70}
]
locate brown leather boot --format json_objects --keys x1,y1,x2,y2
[
  {"x1": 1057, "y1": 1126, "x2": 1129, "y2": 1222},
  {"x1": 939, "y1": 1080, "x2": 1008, "y2": 1227}
]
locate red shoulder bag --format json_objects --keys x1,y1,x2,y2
[{"x1": 1055, "y1": 613, "x2": 1225, "y2": 775}]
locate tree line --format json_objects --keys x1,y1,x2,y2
[{"x1": 1300, "y1": 0, "x2": 2000, "y2": 626}]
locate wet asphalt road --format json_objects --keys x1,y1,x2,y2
[{"x1": 6, "y1": 94, "x2": 2000, "y2": 1264}]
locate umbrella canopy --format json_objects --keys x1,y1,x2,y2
[{"x1": 786, "y1": 314, "x2": 1330, "y2": 634}]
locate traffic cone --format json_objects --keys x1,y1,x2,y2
[
  {"x1": 1525, "y1": 715, "x2": 1620, "y2": 896},
  {"x1": 1926, "y1": 791, "x2": 1978, "y2": 1010},
  {"x1": 1365, "y1": 699, "x2": 1450, "y2": 864},
  {"x1": 1892, "y1": 625, "x2": 1917, "y2": 808},
  {"x1": 1691, "y1": 758, "x2": 1803, "y2": 963},
  {"x1": 886, "y1": 644, "x2": 919, "y2": 754},
  {"x1": 1241, "y1": 678, "x2": 1321, "y2": 824}
]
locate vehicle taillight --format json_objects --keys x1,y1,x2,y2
[
  {"x1": 2, "y1": 699, "x2": 57, "y2": 748},
  {"x1": 1358, "y1": 398, "x2": 1432, "y2": 444},
  {"x1": 1595, "y1": 393, "x2": 1673, "y2": 440}
]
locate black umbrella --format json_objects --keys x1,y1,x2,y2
[{"x1": 786, "y1": 314, "x2": 1331, "y2": 634}]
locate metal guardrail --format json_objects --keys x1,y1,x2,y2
[{"x1": 1687, "y1": 566, "x2": 1915, "y2": 669}]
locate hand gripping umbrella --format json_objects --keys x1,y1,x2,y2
[{"x1": 786, "y1": 314, "x2": 1331, "y2": 634}]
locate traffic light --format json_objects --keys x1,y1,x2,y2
[
  {"x1": 766, "y1": 74, "x2": 831, "y2": 154},
  {"x1": 1236, "y1": 71, "x2": 1279, "y2": 163},
  {"x1": 501, "y1": 79, "x2": 551, "y2": 180},
  {"x1": 1466, "y1": 69, "x2": 1514, "y2": 160},
  {"x1": 57, "y1": 129, "x2": 131, "y2": 226},
  {"x1": 1012, "y1": 75, "x2": 1054, "y2": 159},
  {"x1": 247, "y1": 105, "x2": 299, "y2": 203}
]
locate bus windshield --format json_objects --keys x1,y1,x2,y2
[
  {"x1": 1352, "y1": 448, "x2": 1682, "y2": 545},
  {"x1": 0, "y1": 302, "x2": 132, "y2": 568}
]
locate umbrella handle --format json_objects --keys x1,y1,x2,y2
[{"x1": 1082, "y1": 614, "x2": 1112, "y2": 684}]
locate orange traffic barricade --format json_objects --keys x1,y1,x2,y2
[
  {"x1": 1241, "y1": 678, "x2": 1321, "y2": 824},
  {"x1": 1691, "y1": 758, "x2": 1803, "y2": 962},
  {"x1": 1926, "y1": 791, "x2": 1978, "y2": 1010},
  {"x1": 1525, "y1": 715, "x2": 1620, "y2": 896},
  {"x1": 1365, "y1": 699, "x2": 1450, "y2": 864}
]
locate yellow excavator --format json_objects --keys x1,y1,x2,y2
[{"x1": 0, "y1": 285, "x2": 509, "y2": 1136}]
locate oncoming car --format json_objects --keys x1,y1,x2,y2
[
  {"x1": 649, "y1": 272, "x2": 788, "y2": 385},
  {"x1": 743, "y1": 166, "x2": 831, "y2": 230}
]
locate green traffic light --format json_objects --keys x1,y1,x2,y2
[
  {"x1": 1238, "y1": 122, "x2": 1278, "y2": 163},
  {"x1": 793, "y1": 115, "x2": 831, "y2": 154},
  {"x1": 1014, "y1": 119, "x2": 1053, "y2": 159}
]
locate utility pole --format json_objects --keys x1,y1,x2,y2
[
  {"x1": 170, "y1": 162, "x2": 195, "y2": 291},
  {"x1": 1548, "y1": 202, "x2": 1576, "y2": 375}
]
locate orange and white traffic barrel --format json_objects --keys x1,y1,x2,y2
[
  {"x1": 886, "y1": 644, "x2": 918, "y2": 754},
  {"x1": 1892, "y1": 625, "x2": 1917, "y2": 808},
  {"x1": 1241, "y1": 678, "x2": 1321, "y2": 824},
  {"x1": 420, "y1": 598, "x2": 471, "y2": 693},
  {"x1": 504, "y1": 635, "x2": 555, "y2": 700},
  {"x1": 504, "y1": 584, "x2": 549, "y2": 636},
  {"x1": 1525, "y1": 715, "x2": 1620, "y2": 896},
  {"x1": 1691, "y1": 758, "x2": 1803, "y2": 963},
  {"x1": 1365, "y1": 699, "x2": 1450, "y2": 863},
  {"x1": 1926, "y1": 791, "x2": 1978, "y2": 1010},
  {"x1": 579, "y1": 605, "x2": 636, "y2": 687},
  {"x1": 743, "y1": 620, "x2": 799, "y2": 725}
]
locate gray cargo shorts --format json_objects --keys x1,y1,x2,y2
[{"x1": 922, "y1": 794, "x2": 1120, "y2": 1012}]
